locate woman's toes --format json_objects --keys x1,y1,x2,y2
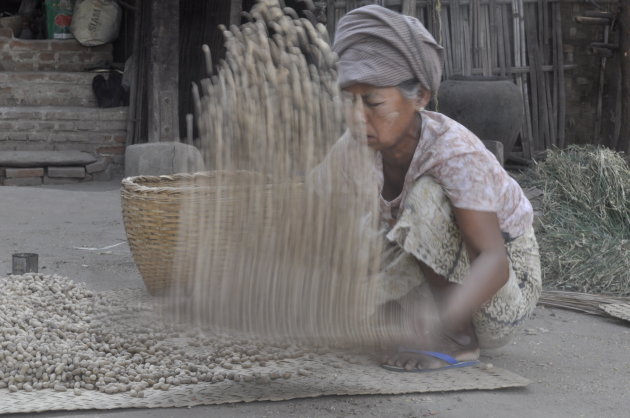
[
  {"x1": 394, "y1": 358, "x2": 406, "y2": 368},
  {"x1": 404, "y1": 358, "x2": 419, "y2": 371},
  {"x1": 383, "y1": 354, "x2": 398, "y2": 366}
]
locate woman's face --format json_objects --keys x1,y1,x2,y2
[{"x1": 342, "y1": 83, "x2": 426, "y2": 152}]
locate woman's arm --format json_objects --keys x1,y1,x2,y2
[{"x1": 441, "y1": 208, "x2": 510, "y2": 332}]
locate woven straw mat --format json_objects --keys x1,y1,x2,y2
[{"x1": 0, "y1": 288, "x2": 530, "y2": 415}]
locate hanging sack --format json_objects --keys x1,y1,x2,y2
[{"x1": 70, "y1": 0, "x2": 121, "y2": 46}]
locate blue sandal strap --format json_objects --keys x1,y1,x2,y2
[{"x1": 395, "y1": 347, "x2": 459, "y2": 365}]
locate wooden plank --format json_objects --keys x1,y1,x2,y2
[
  {"x1": 462, "y1": 2, "x2": 472, "y2": 75},
  {"x1": 520, "y1": 0, "x2": 534, "y2": 158},
  {"x1": 617, "y1": 0, "x2": 630, "y2": 152},
  {"x1": 551, "y1": 31, "x2": 559, "y2": 147},
  {"x1": 497, "y1": 3, "x2": 509, "y2": 76},
  {"x1": 512, "y1": 0, "x2": 532, "y2": 158},
  {"x1": 125, "y1": 2, "x2": 142, "y2": 147},
  {"x1": 441, "y1": 4, "x2": 454, "y2": 78},
  {"x1": 512, "y1": 0, "x2": 522, "y2": 69},
  {"x1": 134, "y1": 0, "x2": 151, "y2": 143},
  {"x1": 544, "y1": 68, "x2": 556, "y2": 148},
  {"x1": 147, "y1": 0, "x2": 180, "y2": 142},
  {"x1": 472, "y1": 0, "x2": 481, "y2": 70},
  {"x1": 479, "y1": 3, "x2": 491, "y2": 75},
  {"x1": 468, "y1": 63, "x2": 576, "y2": 74},
  {"x1": 401, "y1": 0, "x2": 417, "y2": 16},
  {"x1": 594, "y1": 25, "x2": 610, "y2": 144},
  {"x1": 450, "y1": 0, "x2": 462, "y2": 74},
  {"x1": 326, "y1": 0, "x2": 336, "y2": 40},
  {"x1": 425, "y1": 0, "x2": 436, "y2": 37},
  {"x1": 553, "y1": 1, "x2": 565, "y2": 148},
  {"x1": 489, "y1": 0, "x2": 500, "y2": 74},
  {"x1": 230, "y1": 0, "x2": 243, "y2": 25},
  {"x1": 537, "y1": 9, "x2": 552, "y2": 149},
  {"x1": 409, "y1": 0, "x2": 619, "y2": 5},
  {"x1": 542, "y1": 0, "x2": 550, "y2": 59},
  {"x1": 525, "y1": 3, "x2": 542, "y2": 152},
  {"x1": 612, "y1": 59, "x2": 622, "y2": 150},
  {"x1": 536, "y1": 0, "x2": 554, "y2": 148}
]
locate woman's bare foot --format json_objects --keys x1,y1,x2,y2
[
  {"x1": 381, "y1": 331, "x2": 480, "y2": 370},
  {"x1": 376, "y1": 287, "x2": 480, "y2": 371}
]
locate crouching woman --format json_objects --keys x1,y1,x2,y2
[{"x1": 316, "y1": 5, "x2": 542, "y2": 371}]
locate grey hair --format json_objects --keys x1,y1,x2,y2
[{"x1": 397, "y1": 79, "x2": 421, "y2": 100}]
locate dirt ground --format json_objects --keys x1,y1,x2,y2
[{"x1": 1, "y1": 179, "x2": 629, "y2": 418}]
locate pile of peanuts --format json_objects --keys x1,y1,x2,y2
[{"x1": 0, "y1": 274, "x2": 333, "y2": 397}]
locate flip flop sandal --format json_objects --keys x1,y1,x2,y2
[{"x1": 381, "y1": 348, "x2": 480, "y2": 372}]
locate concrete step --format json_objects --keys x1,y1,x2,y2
[
  {"x1": 0, "y1": 106, "x2": 127, "y2": 161},
  {"x1": 0, "y1": 150, "x2": 97, "y2": 167},
  {"x1": 0, "y1": 151, "x2": 115, "y2": 185},
  {"x1": 0, "y1": 72, "x2": 98, "y2": 107},
  {"x1": 0, "y1": 29, "x2": 113, "y2": 72}
]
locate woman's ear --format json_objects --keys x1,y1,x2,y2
[{"x1": 417, "y1": 89, "x2": 432, "y2": 110}]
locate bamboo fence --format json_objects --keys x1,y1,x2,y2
[{"x1": 325, "y1": 0, "x2": 621, "y2": 159}]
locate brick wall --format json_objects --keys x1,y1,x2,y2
[
  {"x1": 0, "y1": 107, "x2": 127, "y2": 170},
  {"x1": 0, "y1": 26, "x2": 127, "y2": 180},
  {"x1": 557, "y1": 2, "x2": 618, "y2": 147},
  {"x1": 0, "y1": 28, "x2": 113, "y2": 72}
]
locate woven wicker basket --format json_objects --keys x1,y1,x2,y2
[{"x1": 121, "y1": 171, "x2": 272, "y2": 295}]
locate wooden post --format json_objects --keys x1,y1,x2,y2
[
  {"x1": 147, "y1": 0, "x2": 180, "y2": 142},
  {"x1": 230, "y1": 0, "x2": 243, "y2": 25},
  {"x1": 402, "y1": 0, "x2": 417, "y2": 17},
  {"x1": 620, "y1": 3, "x2": 630, "y2": 153},
  {"x1": 126, "y1": 4, "x2": 141, "y2": 147},
  {"x1": 326, "y1": 0, "x2": 336, "y2": 41},
  {"x1": 18, "y1": 0, "x2": 39, "y2": 16}
]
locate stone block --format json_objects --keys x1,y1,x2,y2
[
  {"x1": 3, "y1": 177, "x2": 42, "y2": 186},
  {"x1": 482, "y1": 140, "x2": 504, "y2": 166},
  {"x1": 86, "y1": 158, "x2": 110, "y2": 174},
  {"x1": 5, "y1": 167, "x2": 44, "y2": 178},
  {"x1": 124, "y1": 142, "x2": 205, "y2": 177},
  {"x1": 0, "y1": 151, "x2": 96, "y2": 167},
  {"x1": 47, "y1": 166, "x2": 86, "y2": 178}
]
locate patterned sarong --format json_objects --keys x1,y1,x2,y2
[{"x1": 377, "y1": 176, "x2": 542, "y2": 348}]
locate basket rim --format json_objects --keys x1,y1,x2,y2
[{"x1": 121, "y1": 170, "x2": 267, "y2": 194}]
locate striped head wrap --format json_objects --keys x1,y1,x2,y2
[{"x1": 332, "y1": 5, "x2": 444, "y2": 96}]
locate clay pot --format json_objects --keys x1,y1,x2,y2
[{"x1": 437, "y1": 75, "x2": 524, "y2": 156}]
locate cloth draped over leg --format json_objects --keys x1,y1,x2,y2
[{"x1": 377, "y1": 176, "x2": 542, "y2": 348}]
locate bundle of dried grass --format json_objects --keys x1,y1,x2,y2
[
  {"x1": 167, "y1": 0, "x2": 398, "y2": 346},
  {"x1": 539, "y1": 290, "x2": 630, "y2": 318},
  {"x1": 519, "y1": 145, "x2": 630, "y2": 296}
]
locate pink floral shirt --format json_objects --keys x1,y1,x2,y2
[{"x1": 378, "y1": 111, "x2": 533, "y2": 238}]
